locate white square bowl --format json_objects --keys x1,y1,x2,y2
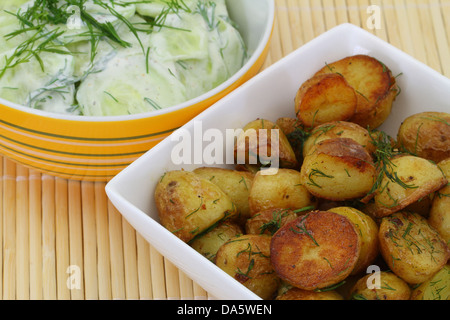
[{"x1": 105, "y1": 23, "x2": 450, "y2": 300}]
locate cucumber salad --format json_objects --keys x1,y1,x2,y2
[{"x1": 0, "y1": 0, "x2": 248, "y2": 116}]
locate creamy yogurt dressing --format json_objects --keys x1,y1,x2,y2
[{"x1": 0, "y1": 0, "x2": 247, "y2": 116}]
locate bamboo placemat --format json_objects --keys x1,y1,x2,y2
[{"x1": 1, "y1": 0, "x2": 449, "y2": 300}]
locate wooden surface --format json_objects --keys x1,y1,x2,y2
[{"x1": 1, "y1": 0, "x2": 449, "y2": 300}]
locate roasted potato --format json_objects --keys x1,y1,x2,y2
[
  {"x1": 328, "y1": 206, "x2": 379, "y2": 275},
  {"x1": 314, "y1": 55, "x2": 398, "y2": 129},
  {"x1": 234, "y1": 119, "x2": 298, "y2": 170},
  {"x1": 215, "y1": 234, "x2": 279, "y2": 300},
  {"x1": 276, "y1": 287, "x2": 344, "y2": 300},
  {"x1": 350, "y1": 271, "x2": 411, "y2": 300},
  {"x1": 270, "y1": 211, "x2": 361, "y2": 290},
  {"x1": 411, "y1": 265, "x2": 450, "y2": 300},
  {"x1": 397, "y1": 112, "x2": 450, "y2": 163},
  {"x1": 429, "y1": 158, "x2": 450, "y2": 244},
  {"x1": 245, "y1": 208, "x2": 300, "y2": 236},
  {"x1": 276, "y1": 117, "x2": 307, "y2": 164},
  {"x1": 190, "y1": 221, "x2": 243, "y2": 262},
  {"x1": 155, "y1": 170, "x2": 238, "y2": 243},
  {"x1": 367, "y1": 155, "x2": 448, "y2": 218},
  {"x1": 302, "y1": 121, "x2": 376, "y2": 157},
  {"x1": 193, "y1": 167, "x2": 254, "y2": 224},
  {"x1": 248, "y1": 169, "x2": 316, "y2": 216},
  {"x1": 300, "y1": 138, "x2": 377, "y2": 201},
  {"x1": 294, "y1": 73, "x2": 357, "y2": 127},
  {"x1": 378, "y1": 211, "x2": 450, "y2": 284}
]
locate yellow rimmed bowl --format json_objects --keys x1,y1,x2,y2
[{"x1": 0, "y1": 0, "x2": 275, "y2": 181}]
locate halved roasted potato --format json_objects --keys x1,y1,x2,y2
[
  {"x1": 411, "y1": 265, "x2": 450, "y2": 300},
  {"x1": 193, "y1": 167, "x2": 254, "y2": 224},
  {"x1": 429, "y1": 158, "x2": 450, "y2": 244},
  {"x1": 315, "y1": 55, "x2": 399, "y2": 129},
  {"x1": 328, "y1": 206, "x2": 379, "y2": 275},
  {"x1": 248, "y1": 169, "x2": 317, "y2": 216},
  {"x1": 300, "y1": 138, "x2": 377, "y2": 201},
  {"x1": 397, "y1": 112, "x2": 450, "y2": 163},
  {"x1": 234, "y1": 119, "x2": 298, "y2": 170},
  {"x1": 215, "y1": 234, "x2": 279, "y2": 300},
  {"x1": 245, "y1": 208, "x2": 301, "y2": 236},
  {"x1": 276, "y1": 287, "x2": 344, "y2": 300},
  {"x1": 295, "y1": 73, "x2": 357, "y2": 127},
  {"x1": 270, "y1": 211, "x2": 360, "y2": 290},
  {"x1": 155, "y1": 170, "x2": 238, "y2": 243},
  {"x1": 350, "y1": 271, "x2": 411, "y2": 300},
  {"x1": 190, "y1": 221, "x2": 243, "y2": 262},
  {"x1": 378, "y1": 211, "x2": 450, "y2": 284},
  {"x1": 367, "y1": 155, "x2": 448, "y2": 218},
  {"x1": 302, "y1": 121, "x2": 376, "y2": 157}
]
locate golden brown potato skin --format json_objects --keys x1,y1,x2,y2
[
  {"x1": 411, "y1": 265, "x2": 450, "y2": 300},
  {"x1": 378, "y1": 211, "x2": 450, "y2": 284},
  {"x1": 234, "y1": 119, "x2": 299, "y2": 170},
  {"x1": 315, "y1": 55, "x2": 398, "y2": 129},
  {"x1": 190, "y1": 222, "x2": 243, "y2": 262},
  {"x1": 215, "y1": 234, "x2": 279, "y2": 300},
  {"x1": 397, "y1": 112, "x2": 450, "y2": 163},
  {"x1": 328, "y1": 207, "x2": 379, "y2": 275},
  {"x1": 300, "y1": 138, "x2": 376, "y2": 201},
  {"x1": 276, "y1": 287, "x2": 343, "y2": 300},
  {"x1": 270, "y1": 211, "x2": 360, "y2": 290},
  {"x1": 429, "y1": 158, "x2": 450, "y2": 244},
  {"x1": 248, "y1": 169, "x2": 316, "y2": 216},
  {"x1": 155, "y1": 170, "x2": 238, "y2": 243},
  {"x1": 350, "y1": 271, "x2": 411, "y2": 300},
  {"x1": 193, "y1": 167, "x2": 254, "y2": 224},
  {"x1": 302, "y1": 121, "x2": 376, "y2": 157},
  {"x1": 295, "y1": 73, "x2": 357, "y2": 127},
  {"x1": 369, "y1": 155, "x2": 448, "y2": 218},
  {"x1": 245, "y1": 208, "x2": 300, "y2": 235}
]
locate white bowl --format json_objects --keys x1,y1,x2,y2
[{"x1": 105, "y1": 23, "x2": 450, "y2": 300}]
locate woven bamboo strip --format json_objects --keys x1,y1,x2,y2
[
  {"x1": 287, "y1": 0, "x2": 304, "y2": 49},
  {"x1": 81, "y1": 181, "x2": 98, "y2": 300},
  {"x1": 28, "y1": 169, "x2": 42, "y2": 300},
  {"x1": 403, "y1": 0, "x2": 428, "y2": 64},
  {"x1": 3, "y1": 158, "x2": 16, "y2": 300},
  {"x1": 429, "y1": 0, "x2": 450, "y2": 77},
  {"x1": 68, "y1": 180, "x2": 84, "y2": 300},
  {"x1": 178, "y1": 270, "x2": 194, "y2": 300},
  {"x1": 164, "y1": 258, "x2": 180, "y2": 299},
  {"x1": 149, "y1": 244, "x2": 167, "y2": 299},
  {"x1": 107, "y1": 201, "x2": 126, "y2": 299},
  {"x1": 15, "y1": 165, "x2": 29, "y2": 300},
  {"x1": 277, "y1": 0, "x2": 295, "y2": 55},
  {"x1": 415, "y1": 0, "x2": 442, "y2": 73},
  {"x1": 122, "y1": 218, "x2": 139, "y2": 299},
  {"x1": 269, "y1": 8, "x2": 283, "y2": 63},
  {"x1": 193, "y1": 281, "x2": 208, "y2": 300},
  {"x1": 345, "y1": 0, "x2": 362, "y2": 27},
  {"x1": 94, "y1": 182, "x2": 112, "y2": 300},
  {"x1": 136, "y1": 234, "x2": 152, "y2": 299},
  {"x1": 323, "y1": 0, "x2": 338, "y2": 29},
  {"x1": 298, "y1": 0, "x2": 315, "y2": 42},
  {"x1": 335, "y1": 0, "x2": 350, "y2": 25},
  {"x1": 42, "y1": 174, "x2": 56, "y2": 300},
  {"x1": 55, "y1": 177, "x2": 70, "y2": 300}
]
